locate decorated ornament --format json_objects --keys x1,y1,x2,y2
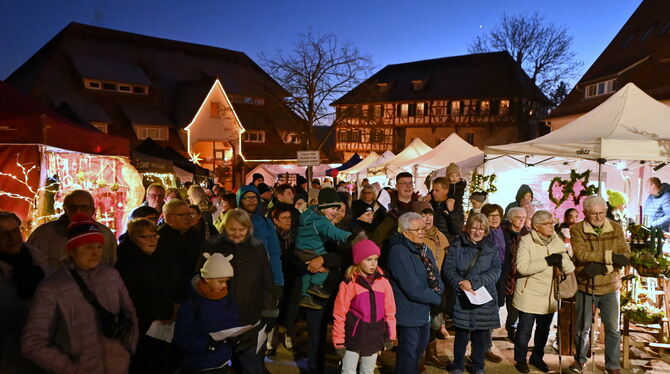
[
  {"x1": 548, "y1": 169, "x2": 598, "y2": 209},
  {"x1": 469, "y1": 170, "x2": 497, "y2": 194}
]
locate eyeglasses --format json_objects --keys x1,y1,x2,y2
[
  {"x1": 406, "y1": 228, "x2": 425, "y2": 233},
  {"x1": 536, "y1": 222, "x2": 554, "y2": 226},
  {"x1": 469, "y1": 227, "x2": 485, "y2": 232},
  {"x1": 170, "y1": 212, "x2": 194, "y2": 218},
  {"x1": 137, "y1": 234, "x2": 159, "y2": 240},
  {"x1": 586, "y1": 212, "x2": 606, "y2": 217}
]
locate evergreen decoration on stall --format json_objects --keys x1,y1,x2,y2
[
  {"x1": 548, "y1": 169, "x2": 598, "y2": 209},
  {"x1": 469, "y1": 170, "x2": 497, "y2": 194}
]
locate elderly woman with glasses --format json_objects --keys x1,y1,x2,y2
[
  {"x1": 442, "y1": 213, "x2": 500, "y2": 374},
  {"x1": 386, "y1": 212, "x2": 444, "y2": 374},
  {"x1": 116, "y1": 218, "x2": 182, "y2": 373},
  {"x1": 512, "y1": 210, "x2": 575, "y2": 373}
]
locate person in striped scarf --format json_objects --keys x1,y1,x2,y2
[{"x1": 501, "y1": 207, "x2": 529, "y2": 341}]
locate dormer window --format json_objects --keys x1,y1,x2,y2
[
  {"x1": 585, "y1": 79, "x2": 616, "y2": 98},
  {"x1": 377, "y1": 82, "x2": 389, "y2": 92},
  {"x1": 83, "y1": 79, "x2": 148, "y2": 95},
  {"x1": 282, "y1": 132, "x2": 301, "y2": 144},
  {"x1": 412, "y1": 80, "x2": 425, "y2": 91}
]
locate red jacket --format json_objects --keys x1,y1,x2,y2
[{"x1": 332, "y1": 269, "x2": 396, "y2": 355}]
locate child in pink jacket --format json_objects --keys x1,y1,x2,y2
[{"x1": 332, "y1": 239, "x2": 396, "y2": 374}]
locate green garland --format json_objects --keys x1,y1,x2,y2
[
  {"x1": 469, "y1": 170, "x2": 497, "y2": 194},
  {"x1": 548, "y1": 169, "x2": 598, "y2": 209}
]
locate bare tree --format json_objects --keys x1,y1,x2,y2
[
  {"x1": 469, "y1": 13, "x2": 582, "y2": 96},
  {"x1": 261, "y1": 31, "x2": 373, "y2": 150}
]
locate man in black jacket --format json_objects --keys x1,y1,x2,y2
[
  {"x1": 430, "y1": 176, "x2": 464, "y2": 241},
  {"x1": 157, "y1": 199, "x2": 203, "y2": 283}
]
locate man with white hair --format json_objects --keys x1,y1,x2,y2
[{"x1": 569, "y1": 196, "x2": 630, "y2": 374}]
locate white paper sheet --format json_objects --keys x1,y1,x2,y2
[
  {"x1": 209, "y1": 321, "x2": 259, "y2": 342},
  {"x1": 465, "y1": 286, "x2": 493, "y2": 305},
  {"x1": 145, "y1": 320, "x2": 175, "y2": 343}
]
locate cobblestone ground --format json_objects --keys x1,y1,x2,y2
[{"x1": 264, "y1": 309, "x2": 670, "y2": 374}]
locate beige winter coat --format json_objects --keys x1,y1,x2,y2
[{"x1": 512, "y1": 230, "x2": 575, "y2": 315}]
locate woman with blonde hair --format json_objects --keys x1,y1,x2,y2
[{"x1": 188, "y1": 185, "x2": 216, "y2": 227}]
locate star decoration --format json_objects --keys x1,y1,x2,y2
[{"x1": 189, "y1": 152, "x2": 203, "y2": 165}]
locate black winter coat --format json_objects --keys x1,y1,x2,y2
[
  {"x1": 431, "y1": 199, "x2": 464, "y2": 242},
  {"x1": 157, "y1": 224, "x2": 204, "y2": 281},
  {"x1": 116, "y1": 238, "x2": 182, "y2": 332}
]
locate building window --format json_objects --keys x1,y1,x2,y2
[
  {"x1": 585, "y1": 79, "x2": 616, "y2": 98},
  {"x1": 451, "y1": 101, "x2": 460, "y2": 115},
  {"x1": 283, "y1": 132, "x2": 301, "y2": 144},
  {"x1": 242, "y1": 130, "x2": 265, "y2": 143},
  {"x1": 210, "y1": 102, "x2": 220, "y2": 118},
  {"x1": 253, "y1": 97, "x2": 265, "y2": 105},
  {"x1": 136, "y1": 125, "x2": 168, "y2": 141},
  {"x1": 466, "y1": 133, "x2": 475, "y2": 145},
  {"x1": 480, "y1": 100, "x2": 490, "y2": 115},
  {"x1": 86, "y1": 80, "x2": 101, "y2": 89},
  {"x1": 370, "y1": 129, "x2": 385, "y2": 143},
  {"x1": 397, "y1": 103, "x2": 409, "y2": 118},
  {"x1": 102, "y1": 82, "x2": 117, "y2": 91},
  {"x1": 91, "y1": 122, "x2": 108, "y2": 134},
  {"x1": 621, "y1": 33, "x2": 637, "y2": 48},
  {"x1": 243, "y1": 97, "x2": 254, "y2": 104},
  {"x1": 351, "y1": 130, "x2": 361, "y2": 142},
  {"x1": 377, "y1": 82, "x2": 389, "y2": 92},
  {"x1": 499, "y1": 100, "x2": 510, "y2": 115},
  {"x1": 372, "y1": 104, "x2": 383, "y2": 118},
  {"x1": 133, "y1": 86, "x2": 147, "y2": 94},
  {"x1": 118, "y1": 84, "x2": 132, "y2": 93},
  {"x1": 412, "y1": 80, "x2": 425, "y2": 91}
]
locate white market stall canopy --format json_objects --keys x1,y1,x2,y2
[
  {"x1": 368, "y1": 138, "x2": 433, "y2": 176},
  {"x1": 245, "y1": 163, "x2": 339, "y2": 185},
  {"x1": 339, "y1": 152, "x2": 380, "y2": 175},
  {"x1": 485, "y1": 83, "x2": 670, "y2": 162},
  {"x1": 367, "y1": 150, "x2": 395, "y2": 169},
  {"x1": 394, "y1": 133, "x2": 484, "y2": 176}
]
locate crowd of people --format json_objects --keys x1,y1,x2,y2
[{"x1": 4, "y1": 166, "x2": 657, "y2": 374}]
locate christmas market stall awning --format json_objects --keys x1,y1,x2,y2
[
  {"x1": 325, "y1": 153, "x2": 362, "y2": 177},
  {"x1": 395, "y1": 133, "x2": 484, "y2": 177},
  {"x1": 245, "y1": 163, "x2": 341, "y2": 185},
  {"x1": 368, "y1": 137, "x2": 433, "y2": 176},
  {"x1": 0, "y1": 81, "x2": 130, "y2": 157},
  {"x1": 338, "y1": 152, "x2": 380, "y2": 176},
  {"x1": 485, "y1": 83, "x2": 670, "y2": 162},
  {"x1": 132, "y1": 138, "x2": 208, "y2": 178}
]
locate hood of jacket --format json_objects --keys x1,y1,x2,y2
[
  {"x1": 300, "y1": 205, "x2": 328, "y2": 226},
  {"x1": 515, "y1": 184, "x2": 533, "y2": 204},
  {"x1": 236, "y1": 185, "x2": 262, "y2": 215}
]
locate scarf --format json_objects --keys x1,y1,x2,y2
[
  {"x1": 490, "y1": 226, "x2": 505, "y2": 263},
  {"x1": 0, "y1": 244, "x2": 45, "y2": 300},
  {"x1": 196, "y1": 278, "x2": 229, "y2": 300},
  {"x1": 412, "y1": 241, "x2": 441, "y2": 294}
]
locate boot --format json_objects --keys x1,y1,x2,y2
[
  {"x1": 307, "y1": 284, "x2": 330, "y2": 299},
  {"x1": 299, "y1": 295, "x2": 323, "y2": 310},
  {"x1": 424, "y1": 340, "x2": 450, "y2": 369}
]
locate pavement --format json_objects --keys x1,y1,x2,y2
[{"x1": 263, "y1": 309, "x2": 670, "y2": 374}]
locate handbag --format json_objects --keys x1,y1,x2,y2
[
  {"x1": 446, "y1": 248, "x2": 482, "y2": 314},
  {"x1": 70, "y1": 269, "x2": 133, "y2": 341},
  {"x1": 556, "y1": 268, "x2": 578, "y2": 299}
]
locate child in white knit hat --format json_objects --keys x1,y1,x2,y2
[{"x1": 174, "y1": 253, "x2": 240, "y2": 374}]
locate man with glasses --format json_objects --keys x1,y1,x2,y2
[
  {"x1": 28, "y1": 189, "x2": 117, "y2": 270},
  {"x1": 0, "y1": 211, "x2": 47, "y2": 372},
  {"x1": 569, "y1": 196, "x2": 630, "y2": 374},
  {"x1": 156, "y1": 199, "x2": 202, "y2": 281}
]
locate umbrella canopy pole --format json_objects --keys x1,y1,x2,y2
[{"x1": 597, "y1": 158, "x2": 607, "y2": 194}]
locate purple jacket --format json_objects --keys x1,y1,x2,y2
[{"x1": 22, "y1": 264, "x2": 139, "y2": 374}]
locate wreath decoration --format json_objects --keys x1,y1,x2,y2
[
  {"x1": 470, "y1": 170, "x2": 497, "y2": 194},
  {"x1": 548, "y1": 169, "x2": 598, "y2": 208}
]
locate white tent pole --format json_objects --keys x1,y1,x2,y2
[{"x1": 597, "y1": 158, "x2": 607, "y2": 194}]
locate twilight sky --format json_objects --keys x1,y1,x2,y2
[{"x1": 1, "y1": 0, "x2": 642, "y2": 86}]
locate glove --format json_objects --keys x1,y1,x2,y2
[
  {"x1": 383, "y1": 340, "x2": 395, "y2": 351},
  {"x1": 335, "y1": 347, "x2": 346, "y2": 359},
  {"x1": 273, "y1": 285, "x2": 284, "y2": 307},
  {"x1": 582, "y1": 263, "x2": 607, "y2": 278},
  {"x1": 545, "y1": 253, "x2": 563, "y2": 267},
  {"x1": 263, "y1": 318, "x2": 276, "y2": 333},
  {"x1": 612, "y1": 253, "x2": 628, "y2": 267},
  {"x1": 207, "y1": 336, "x2": 223, "y2": 352}
]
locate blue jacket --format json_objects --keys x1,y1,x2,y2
[
  {"x1": 644, "y1": 183, "x2": 670, "y2": 230},
  {"x1": 174, "y1": 277, "x2": 240, "y2": 373},
  {"x1": 296, "y1": 206, "x2": 351, "y2": 254},
  {"x1": 236, "y1": 185, "x2": 284, "y2": 286},
  {"x1": 442, "y1": 233, "x2": 501, "y2": 330},
  {"x1": 386, "y1": 233, "x2": 443, "y2": 327}
]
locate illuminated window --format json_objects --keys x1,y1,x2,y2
[
  {"x1": 136, "y1": 125, "x2": 168, "y2": 141},
  {"x1": 283, "y1": 132, "x2": 301, "y2": 144},
  {"x1": 86, "y1": 80, "x2": 101, "y2": 89},
  {"x1": 210, "y1": 102, "x2": 220, "y2": 118},
  {"x1": 451, "y1": 101, "x2": 460, "y2": 115},
  {"x1": 480, "y1": 100, "x2": 490, "y2": 115},
  {"x1": 242, "y1": 130, "x2": 265, "y2": 143},
  {"x1": 91, "y1": 122, "x2": 108, "y2": 134},
  {"x1": 372, "y1": 104, "x2": 383, "y2": 118},
  {"x1": 377, "y1": 82, "x2": 389, "y2": 92},
  {"x1": 585, "y1": 79, "x2": 616, "y2": 98},
  {"x1": 397, "y1": 103, "x2": 409, "y2": 117},
  {"x1": 499, "y1": 100, "x2": 510, "y2": 115}
]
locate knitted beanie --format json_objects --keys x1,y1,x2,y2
[
  {"x1": 607, "y1": 189, "x2": 628, "y2": 208},
  {"x1": 352, "y1": 239, "x2": 381, "y2": 265},
  {"x1": 410, "y1": 201, "x2": 433, "y2": 214},
  {"x1": 200, "y1": 253, "x2": 234, "y2": 279},
  {"x1": 470, "y1": 191, "x2": 488, "y2": 203},
  {"x1": 318, "y1": 188, "x2": 342, "y2": 210},
  {"x1": 257, "y1": 183, "x2": 272, "y2": 195},
  {"x1": 252, "y1": 173, "x2": 264, "y2": 183},
  {"x1": 351, "y1": 199, "x2": 372, "y2": 220},
  {"x1": 446, "y1": 162, "x2": 461, "y2": 176},
  {"x1": 67, "y1": 213, "x2": 104, "y2": 252}
]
